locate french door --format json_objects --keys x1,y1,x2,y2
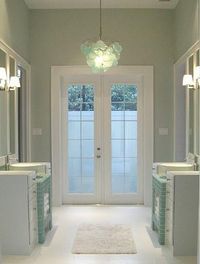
[{"x1": 61, "y1": 74, "x2": 144, "y2": 204}]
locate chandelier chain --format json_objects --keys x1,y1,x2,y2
[{"x1": 99, "y1": 0, "x2": 102, "y2": 39}]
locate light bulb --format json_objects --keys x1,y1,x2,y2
[{"x1": 95, "y1": 55, "x2": 104, "y2": 67}]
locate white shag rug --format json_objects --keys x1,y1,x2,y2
[{"x1": 72, "y1": 224, "x2": 137, "y2": 254}]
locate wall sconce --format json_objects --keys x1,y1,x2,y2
[
  {"x1": 0, "y1": 67, "x2": 7, "y2": 90},
  {"x1": 9, "y1": 76, "x2": 21, "y2": 90},
  {"x1": 183, "y1": 66, "x2": 200, "y2": 89},
  {"x1": 0, "y1": 67, "x2": 20, "y2": 91},
  {"x1": 182, "y1": 74, "x2": 194, "y2": 88}
]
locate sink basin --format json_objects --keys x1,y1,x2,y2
[
  {"x1": 10, "y1": 162, "x2": 47, "y2": 174},
  {"x1": 156, "y1": 162, "x2": 194, "y2": 175}
]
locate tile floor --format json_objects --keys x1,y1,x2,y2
[{"x1": 2, "y1": 206, "x2": 197, "y2": 264}]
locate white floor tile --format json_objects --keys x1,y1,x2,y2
[{"x1": 2, "y1": 206, "x2": 197, "y2": 264}]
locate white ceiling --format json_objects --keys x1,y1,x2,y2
[{"x1": 24, "y1": 0, "x2": 180, "y2": 9}]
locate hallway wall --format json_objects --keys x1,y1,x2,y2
[
  {"x1": 0, "y1": 0, "x2": 30, "y2": 61},
  {"x1": 30, "y1": 9, "x2": 174, "y2": 162}
]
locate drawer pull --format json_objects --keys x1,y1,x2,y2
[{"x1": 166, "y1": 208, "x2": 170, "y2": 211}]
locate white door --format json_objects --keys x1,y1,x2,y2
[{"x1": 62, "y1": 74, "x2": 144, "y2": 204}]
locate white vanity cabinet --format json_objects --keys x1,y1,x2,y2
[
  {"x1": 166, "y1": 171, "x2": 199, "y2": 256},
  {"x1": 0, "y1": 171, "x2": 38, "y2": 255}
]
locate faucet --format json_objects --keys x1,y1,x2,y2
[{"x1": 5, "y1": 154, "x2": 18, "y2": 170}]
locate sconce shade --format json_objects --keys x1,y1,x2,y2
[
  {"x1": 9, "y1": 76, "x2": 20, "y2": 88},
  {"x1": 0, "y1": 67, "x2": 7, "y2": 80},
  {"x1": 182, "y1": 74, "x2": 194, "y2": 86},
  {"x1": 194, "y1": 66, "x2": 200, "y2": 80}
]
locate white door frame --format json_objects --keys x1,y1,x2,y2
[
  {"x1": 102, "y1": 75, "x2": 143, "y2": 204},
  {"x1": 51, "y1": 66, "x2": 153, "y2": 206},
  {"x1": 61, "y1": 74, "x2": 102, "y2": 204}
]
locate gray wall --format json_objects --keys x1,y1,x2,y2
[
  {"x1": 30, "y1": 9, "x2": 174, "y2": 162},
  {"x1": 174, "y1": 0, "x2": 199, "y2": 61},
  {"x1": 0, "y1": 0, "x2": 30, "y2": 61}
]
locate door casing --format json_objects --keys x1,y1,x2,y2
[{"x1": 51, "y1": 66, "x2": 153, "y2": 206}]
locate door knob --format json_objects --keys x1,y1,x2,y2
[{"x1": 96, "y1": 155, "x2": 101, "y2": 158}]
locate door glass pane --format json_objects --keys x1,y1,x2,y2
[
  {"x1": 67, "y1": 84, "x2": 95, "y2": 193},
  {"x1": 111, "y1": 84, "x2": 138, "y2": 193}
]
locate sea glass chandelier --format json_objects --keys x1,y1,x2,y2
[{"x1": 81, "y1": 0, "x2": 122, "y2": 73}]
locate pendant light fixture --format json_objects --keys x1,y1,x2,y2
[{"x1": 81, "y1": 0, "x2": 122, "y2": 73}]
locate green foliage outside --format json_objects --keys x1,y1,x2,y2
[{"x1": 68, "y1": 84, "x2": 137, "y2": 111}]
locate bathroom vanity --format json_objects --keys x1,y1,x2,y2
[
  {"x1": 152, "y1": 162, "x2": 195, "y2": 246},
  {"x1": 9, "y1": 162, "x2": 52, "y2": 244},
  {"x1": 165, "y1": 171, "x2": 199, "y2": 256},
  {"x1": 0, "y1": 171, "x2": 38, "y2": 255}
]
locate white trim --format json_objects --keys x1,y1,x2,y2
[
  {"x1": 173, "y1": 41, "x2": 200, "y2": 160},
  {"x1": 102, "y1": 75, "x2": 143, "y2": 204},
  {"x1": 175, "y1": 41, "x2": 200, "y2": 66},
  {"x1": 0, "y1": 39, "x2": 31, "y2": 161},
  {"x1": 51, "y1": 66, "x2": 153, "y2": 206}
]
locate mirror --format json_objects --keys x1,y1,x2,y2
[
  {"x1": 0, "y1": 40, "x2": 30, "y2": 162},
  {"x1": 196, "y1": 50, "x2": 200, "y2": 155},
  {"x1": 17, "y1": 65, "x2": 27, "y2": 161},
  {"x1": 0, "y1": 49, "x2": 8, "y2": 157},
  {"x1": 188, "y1": 55, "x2": 194, "y2": 154},
  {"x1": 9, "y1": 57, "x2": 16, "y2": 155}
]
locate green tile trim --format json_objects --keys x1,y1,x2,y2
[
  {"x1": 36, "y1": 174, "x2": 52, "y2": 244},
  {"x1": 152, "y1": 174, "x2": 167, "y2": 245}
]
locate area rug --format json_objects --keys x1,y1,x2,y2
[{"x1": 72, "y1": 224, "x2": 137, "y2": 254}]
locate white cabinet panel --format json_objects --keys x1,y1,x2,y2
[
  {"x1": 166, "y1": 171, "x2": 199, "y2": 256},
  {"x1": 0, "y1": 171, "x2": 38, "y2": 255}
]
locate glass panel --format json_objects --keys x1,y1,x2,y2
[
  {"x1": 68, "y1": 121, "x2": 80, "y2": 139},
  {"x1": 69, "y1": 177, "x2": 82, "y2": 193},
  {"x1": 112, "y1": 140, "x2": 124, "y2": 157},
  {"x1": 111, "y1": 104, "x2": 124, "y2": 120},
  {"x1": 111, "y1": 84, "x2": 124, "y2": 102},
  {"x1": 82, "y1": 85, "x2": 94, "y2": 102},
  {"x1": 82, "y1": 121, "x2": 94, "y2": 139},
  {"x1": 68, "y1": 85, "x2": 82, "y2": 102},
  {"x1": 68, "y1": 158, "x2": 81, "y2": 177},
  {"x1": 82, "y1": 178, "x2": 94, "y2": 193},
  {"x1": 67, "y1": 84, "x2": 95, "y2": 194},
  {"x1": 82, "y1": 158, "x2": 94, "y2": 178},
  {"x1": 68, "y1": 140, "x2": 81, "y2": 157},
  {"x1": 125, "y1": 140, "x2": 137, "y2": 157},
  {"x1": 124, "y1": 85, "x2": 137, "y2": 102},
  {"x1": 125, "y1": 121, "x2": 137, "y2": 139},
  {"x1": 82, "y1": 140, "x2": 94, "y2": 157},
  {"x1": 112, "y1": 121, "x2": 124, "y2": 139},
  {"x1": 82, "y1": 106, "x2": 94, "y2": 120},
  {"x1": 111, "y1": 84, "x2": 138, "y2": 194},
  {"x1": 125, "y1": 110, "x2": 137, "y2": 121},
  {"x1": 124, "y1": 156, "x2": 137, "y2": 193},
  {"x1": 68, "y1": 103, "x2": 81, "y2": 120}
]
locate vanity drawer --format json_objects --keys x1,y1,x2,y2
[
  {"x1": 28, "y1": 184, "x2": 37, "y2": 201},
  {"x1": 30, "y1": 223, "x2": 38, "y2": 245}
]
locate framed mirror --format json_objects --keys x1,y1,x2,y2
[
  {"x1": 0, "y1": 39, "x2": 31, "y2": 163},
  {"x1": 195, "y1": 49, "x2": 200, "y2": 154},
  {"x1": 9, "y1": 56, "x2": 16, "y2": 155},
  {"x1": 0, "y1": 49, "x2": 8, "y2": 157},
  {"x1": 17, "y1": 65, "x2": 28, "y2": 161},
  {"x1": 188, "y1": 54, "x2": 194, "y2": 154}
]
